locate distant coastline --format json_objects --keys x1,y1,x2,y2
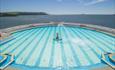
[
  {"x1": 0, "y1": 12, "x2": 115, "y2": 17},
  {"x1": 0, "y1": 12, "x2": 48, "y2": 17}
]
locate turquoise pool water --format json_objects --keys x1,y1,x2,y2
[{"x1": 0, "y1": 25, "x2": 115, "y2": 68}]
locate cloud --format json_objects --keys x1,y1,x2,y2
[
  {"x1": 84, "y1": 0, "x2": 107, "y2": 6},
  {"x1": 57, "y1": 0, "x2": 63, "y2": 2},
  {"x1": 76, "y1": 0, "x2": 108, "y2": 6}
]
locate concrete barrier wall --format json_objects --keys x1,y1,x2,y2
[
  {"x1": 64, "y1": 23, "x2": 115, "y2": 35},
  {"x1": 0, "y1": 22, "x2": 115, "y2": 37}
]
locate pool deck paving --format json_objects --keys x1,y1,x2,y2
[{"x1": 4, "y1": 65, "x2": 114, "y2": 70}]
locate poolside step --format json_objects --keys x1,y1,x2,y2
[
  {"x1": 0, "y1": 53, "x2": 14, "y2": 70},
  {"x1": 101, "y1": 52, "x2": 115, "y2": 69}
]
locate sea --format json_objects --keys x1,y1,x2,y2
[{"x1": 0, "y1": 15, "x2": 115, "y2": 29}]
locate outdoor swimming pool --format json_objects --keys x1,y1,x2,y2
[{"x1": 0, "y1": 24, "x2": 115, "y2": 69}]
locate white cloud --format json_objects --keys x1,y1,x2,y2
[
  {"x1": 84, "y1": 0, "x2": 107, "y2": 6},
  {"x1": 76, "y1": 0, "x2": 108, "y2": 6},
  {"x1": 57, "y1": 0, "x2": 63, "y2": 2}
]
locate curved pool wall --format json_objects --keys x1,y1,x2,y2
[
  {"x1": 0, "y1": 22, "x2": 115, "y2": 69},
  {"x1": 0, "y1": 22, "x2": 115, "y2": 35}
]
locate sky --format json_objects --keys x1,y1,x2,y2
[{"x1": 0, "y1": 0, "x2": 115, "y2": 14}]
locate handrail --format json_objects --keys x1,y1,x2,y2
[
  {"x1": 0, "y1": 53, "x2": 14, "y2": 70},
  {"x1": 101, "y1": 53, "x2": 115, "y2": 69},
  {"x1": 0, "y1": 54, "x2": 7, "y2": 63},
  {"x1": 109, "y1": 53, "x2": 115, "y2": 62}
]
